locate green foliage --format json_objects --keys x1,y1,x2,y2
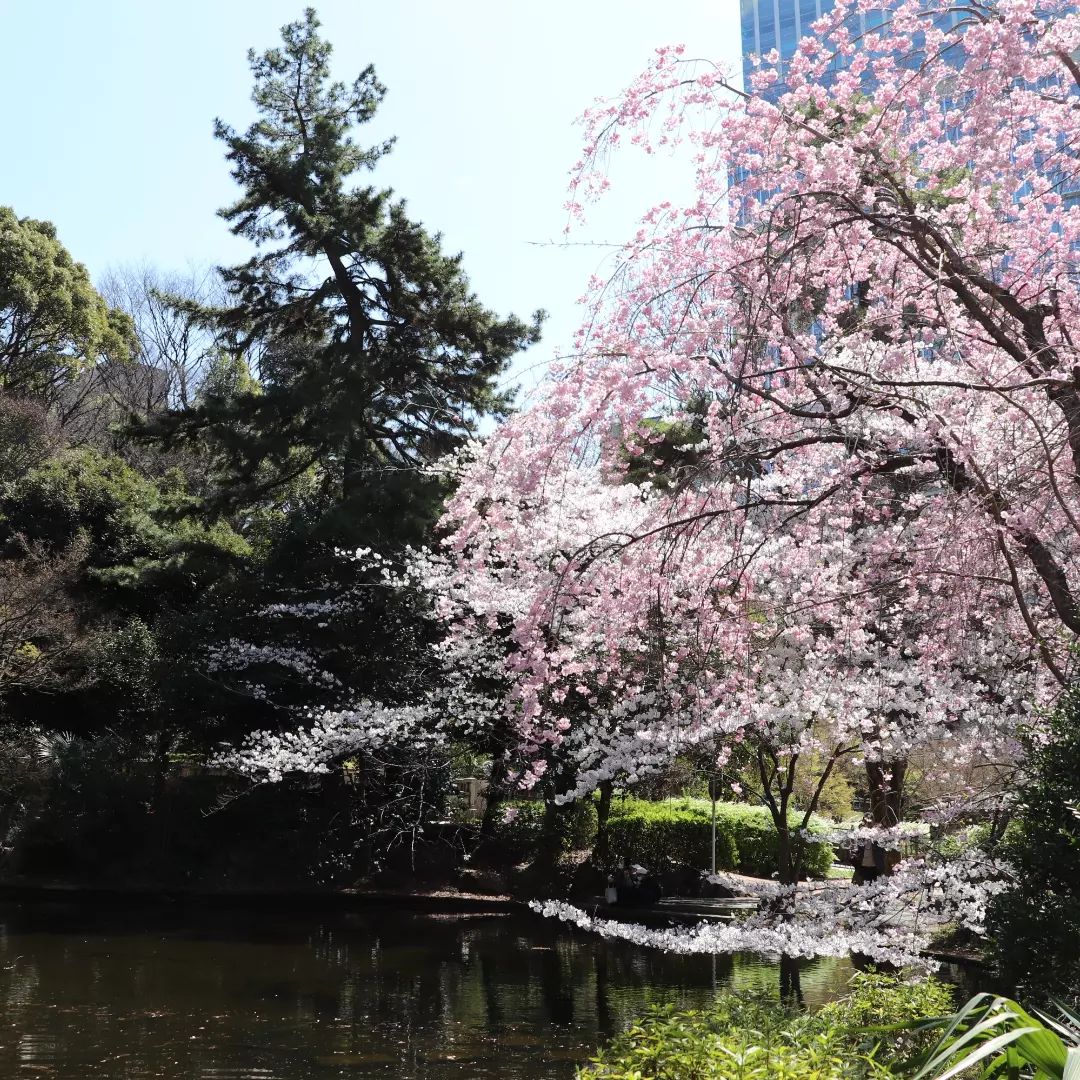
[
  {"x1": 0, "y1": 447, "x2": 249, "y2": 599},
  {"x1": 127, "y1": 10, "x2": 544, "y2": 771},
  {"x1": 148, "y1": 8, "x2": 541, "y2": 539},
  {"x1": 14, "y1": 734, "x2": 160, "y2": 880},
  {"x1": 196, "y1": 351, "x2": 259, "y2": 403},
  {"x1": 606, "y1": 798, "x2": 835, "y2": 879},
  {"x1": 792, "y1": 755, "x2": 856, "y2": 821},
  {"x1": 0, "y1": 207, "x2": 135, "y2": 401},
  {"x1": 933, "y1": 819, "x2": 1022, "y2": 860},
  {"x1": 0, "y1": 445, "x2": 251, "y2": 757},
  {"x1": 0, "y1": 448, "x2": 157, "y2": 565},
  {"x1": 606, "y1": 798, "x2": 739, "y2": 873},
  {"x1": 0, "y1": 13, "x2": 550, "y2": 887},
  {"x1": 579, "y1": 973, "x2": 952, "y2": 1079},
  {"x1": 892, "y1": 992, "x2": 1080, "y2": 1080},
  {"x1": 580, "y1": 999, "x2": 838, "y2": 1080},
  {"x1": 85, "y1": 618, "x2": 160, "y2": 720},
  {"x1": 817, "y1": 973, "x2": 954, "y2": 1063},
  {"x1": 8, "y1": 734, "x2": 380, "y2": 887},
  {"x1": 494, "y1": 799, "x2": 598, "y2": 858},
  {"x1": 987, "y1": 689, "x2": 1080, "y2": 1005},
  {"x1": 621, "y1": 414, "x2": 708, "y2": 491}
]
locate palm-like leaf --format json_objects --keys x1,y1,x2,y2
[{"x1": 897, "y1": 995, "x2": 1078, "y2": 1080}]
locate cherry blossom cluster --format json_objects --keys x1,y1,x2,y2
[
  {"x1": 216, "y1": 0, "x2": 1070, "y2": 964},
  {"x1": 216, "y1": 544, "x2": 514, "y2": 780},
  {"x1": 536, "y1": 848, "x2": 1007, "y2": 967},
  {"x1": 207, "y1": 640, "x2": 342, "y2": 689},
  {"x1": 220, "y1": 700, "x2": 434, "y2": 782},
  {"x1": 445, "y1": 0, "x2": 1078, "y2": 786},
  {"x1": 823, "y1": 822, "x2": 929, "y2": 854},
  {"x1": 531, "y1": 898, "x2": 926, "y2": 968}
]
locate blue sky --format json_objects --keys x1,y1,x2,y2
[{"x1": 4, "y1": 1, "x2": 740, "y2": 395}]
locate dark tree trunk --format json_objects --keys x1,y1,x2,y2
[
  {"x1": 151, "y1": 729, "x2": 173, "y2": 813},
  {"x1": 479, "y1": 760, "x2": 509, "y2": 841},
  {"x1": 866, "y1": 758, "x2": 907, "y2": 873},
  {"x1": 776, "y1": 819, "x2": 796, "y2": 885},
  {"x1": 594, "y1": 780, "x2": 613, "y2": 868},
  {"x1": 536, "y1": 792, "x2": 563, "y2": 873},
  {"x1": 866, "y1": 759, "x2": 906, "y2": 826}
]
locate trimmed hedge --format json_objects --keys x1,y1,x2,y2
[
  {"x1": 607, "y1": 798, "x2": 835, "y2": 880},
  {"x1": 605, "y1": 799, "x2": 738, "y2": 873},
  {"x1": 492, "y1": 795, "x2": 835, "y2": 879}
]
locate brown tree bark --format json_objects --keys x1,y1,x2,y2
[{"x1": 866, "y1": 758, "x2": 907, "y2": 874}]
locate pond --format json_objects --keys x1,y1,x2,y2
[{"x1": 0, "y1": 901, "x2": 862, "y2": 1078}]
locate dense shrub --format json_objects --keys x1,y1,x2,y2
[
  {"x1": 933, "y1": 819, "x2": 1021, "y2": 860},
  {"x1": 12, "y1": 735, "x2": 445, "y2": 887},
  {"x1": 494, "y1": 799, "x2": 598, "y2": 859},
  {"x1": 606, "y1": 799, "x2": 738, "y2": 873},
  {"x1": 987, "y1": 689, "x2": 1080, "y2": 1005},
  {"x1": 578, "y1": 972, "x2": 953, "y2": 1080},
  {"x1": 607, "y1": 798, "x2": 835, "y2": 879},
  {"x1": 14, "y1": 734, "x2": 160, "y2": 880},
  {"x1": 491, "y1": 795, "x2": 835, "y2": 878}
]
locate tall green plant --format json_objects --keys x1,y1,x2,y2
[
  {"x1": 141, "y1": 7, "x2": 542, "y2": 747},
  {"x1": 580, "y1": 973, "x2": 952, "y2": 1080},
  {"x1": 148, "y1": 7, "x2": 541, "y2": 537},
  {"x1": 893, "y1": 993, "x2": 1080, "y2": 1080}
]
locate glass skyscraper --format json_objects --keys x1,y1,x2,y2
[
  {"x1": 740, "y1": 1, "x2": 964, "y2": 97},
  {"x1": 739, "y1": 0, "x2": 835, "y2": 94}
]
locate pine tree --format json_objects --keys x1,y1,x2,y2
[
  {"x1": 151, "y1": 7, "x2": 541, "y2": 547},
  {"x1": 139, "y1": 13, "x2": 542, "y2": 862}
]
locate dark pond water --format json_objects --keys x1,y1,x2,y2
[{"x1": 0, "y1": 902, "x2": 860, "y2": 1079}]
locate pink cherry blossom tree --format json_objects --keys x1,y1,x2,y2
[{"x1": 438, "y1": 0, "x2": 1080, "y2": 948}]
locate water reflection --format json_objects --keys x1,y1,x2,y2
[{"x1": 0, "y1": 903, "x2": 856, "y2": 1078}]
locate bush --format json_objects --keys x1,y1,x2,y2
[
  {"x1": 814, "y1": 971, "x2": 954, "y2": 1060},
  {"x1": 606, "y1": 799, "x2": 739, "y2": 873},
  {"x1": 607, "y1": 798, "x2": 835, "y2": 879},
  {"x1": 987, "y1": 689, "x2": 1080, "y2": 1005},
  {"x1": 933, "y1": 819, "x2": 1021, "y2": 860},
  {"x1": 494, "y1": 798, "x2": 598, "y2": 859},
  {"x1": 14, "y1": 734, "x2": 158, "y2": 879},
  {"x1": 578, "y1": 973, "x2": 953, "y2": 1080}
]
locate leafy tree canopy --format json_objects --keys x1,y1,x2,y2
[
  {"x1": 0, "y1": 448, "x2": 249, "y2": 609},
  {"x1": 0, "y1": 207, "x2": 135, "y2": 402}
]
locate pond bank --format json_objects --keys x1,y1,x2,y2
[{"x1": 0, "y1": 877, "x2": 523, "y2": 912}]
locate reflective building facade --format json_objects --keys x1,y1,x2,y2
[
  {"x1": 740, "y1": 1, "x2": 965, "y2": 98},
  {"x1": 739, "y1": 0, "x2": 836, "y2": 94}
]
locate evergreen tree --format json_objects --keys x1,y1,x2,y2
[
  {"x1": 0, "y1": 207, "x2": 135, "y2": 409},
  {"x1": 135, "y1": 12, "x2": 542, "y2": 871},
  {"x1": 150, "y1": 7, "x2": 541, "y2": 546},
  {"x1": 987, "y1": 691, "x2": 1080, "y2": 1004}
]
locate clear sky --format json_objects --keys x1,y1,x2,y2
[{"x1": 3, "y1": 1, "x2": 741, "y2": 395}]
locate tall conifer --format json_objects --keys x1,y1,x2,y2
[{"x1": 154, "y1": 7, "x2": 541, "y2": 547}]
